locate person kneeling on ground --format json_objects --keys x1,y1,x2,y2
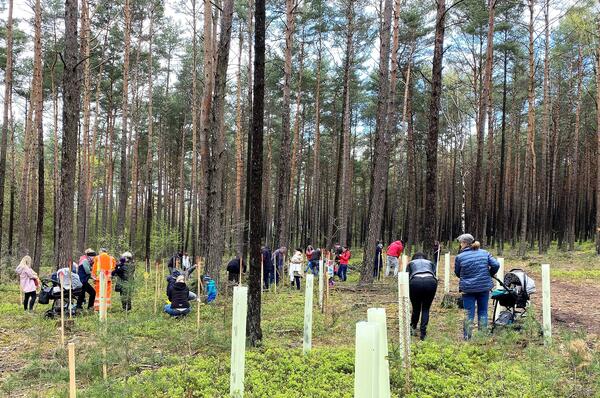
[
  {"x1": 164, "y1": 275, "x2": 193, "y2": 317},
  {"x1": 406, "y1": 252, "x2": 437, "y2": 340},
  {"x1": 226, "y1": 256, "x2": 245, "y2": 283},
  {"x1": 289, "y1": 249, "x2": 304, "y2": 290},
  {"x1": 454, "y1": 233, "x2": 500, "y2": 340}
]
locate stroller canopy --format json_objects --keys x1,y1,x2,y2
[{"x1": 504, "y1": 269, "x2": 536, "y2": 295}]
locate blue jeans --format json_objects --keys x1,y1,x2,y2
[
  {"x1": 339, "y1": 265, "x2": 348, "y2": 281},
  {"x1": 462, "y1": 291, "x2": 489, "y2": 339},
  {"x1": 305, "y1": 260, "x2": 319, "y2": 276},
  {"x1": 164, "y1": 304, "x2": 191, "y2": 317}
]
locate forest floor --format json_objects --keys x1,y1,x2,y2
[{"x1": 0, "y1": 244, "x2": 599, "y2": 397}]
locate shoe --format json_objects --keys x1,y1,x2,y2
[
  {"x1": 420, "y1": 332, "x2": 426, "y2": 341},
  {"x1": 410, "y1": 327, "x2": 418, "y2": 337}
]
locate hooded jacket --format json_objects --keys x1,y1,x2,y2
[
  {"x1": 454, "y1": 247, "x2": 500, "y2": 293},
  {"x1": 168, "y1": 282, "x2": 190, "y2": 309}
]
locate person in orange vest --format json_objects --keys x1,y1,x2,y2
[{"x1": 92, "y1": 248, "x2": 116, "y2": 311}]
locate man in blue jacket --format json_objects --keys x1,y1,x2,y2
[{"x1": 454, "y1": 233, "x2": 500, "y2": 340}]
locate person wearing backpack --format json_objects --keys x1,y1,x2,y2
[
  {"x1": 76, "y1": 248, "x2": 96, "y2": 310},
  {"x1": 338, "y1": 247, "x2": 351, "y2": 282}
]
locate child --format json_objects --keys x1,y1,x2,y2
[
  {"x1": 15, "y1": 256, "x2": 38, "y2": 311},
  {"x1": 289, "y1": 249, "x2": 304, "y2": 290},
  {"x1": 338, "y1": 247, "x2": 351, "y2": 282},
  {"x1": 204, "y1": 275, "x2": 217, "y2": 303}
]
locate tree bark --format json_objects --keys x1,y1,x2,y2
[
  {"x1": 423, "y1": 0, "x2": 447, "y2": 258},
  {"x1": 359, "y1": 0, "x2": 392, "y2": 285},
  {"x1": 596, "y1": 9, "x2": 600, "y2": 255},
  {"x1": 57, "y1": 0, "x2": 81, "y2": 267},
  {"x1": 518, "y1": 0, "x2": 536, "y2": 257},
  {"x1": 247, "y1": 0, "x2": 265, "y2": 346},
  {"x1": 0, "y1": 0, "x2": 13, "y2": 256},
  {"x1": 205, "y1": 0, "x2": 235, "y2": 284},
  {"x1": 274, "y1": 0, "x2": 296, "y2": 250},
  {"x1": 311, "y1": 32, "x2": 322, "y2": 246},
  {"x1": 117, "y1": 0, "x2": 132, "y2": 238},
  {"x1": 145, "y1": 8, "x2": 155, "y2": 268}
]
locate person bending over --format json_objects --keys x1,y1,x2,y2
[
  {"x1": 406, "y1": 252, "x2": 437, "y2": 340},
  {"x1": 164, "y1": 275, "x2": 193, "y2": 317}
]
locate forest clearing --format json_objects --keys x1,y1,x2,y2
[
  {"x1": 0, "y1": 0, "x2": 600, "y2": 396},
  {"x1": 1, "y1": 246, "x2": 599, "y2": 397}
]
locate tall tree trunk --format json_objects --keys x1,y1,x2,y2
[
  {"x1": 199, "y1": 0, "x2": 215, "y2": 256},
  {"x1": 205, "y1": 0, "x2": 235, "y2": 284},
  {"x1": 338, "y1": 2, "x2": 354, "y2": 248},
  {"x1": 423, "y1": 0, "x2": 447, "y2": 258},
  {"x1": 311, "y1": 32, "x2": 322, "y2": 246},
  {"x1": 145, "y1": 8, "x2": 155, "y2": 268},
  {"x1": 118, "y1": 0, "x2": 132, "y2": 238},
  {"x1": 191, "y1": 0, "x2": 200, "y2": 260},
  {"x1": 234, "y1": 24, "x2": 244, "y2": 257},
  {"x1": 474, "y1": 0, "x2": 495, "y2": 240},
  {"x1": 539, "y1": 0, "x2": 551, "y2": 253},
  {"x1": 518, "y1": 0, "x2": 536, "y2": 257},
  {"x1": 596, "y1": 9, "x2": 600, "y2": 255},
  {"x1": 274, "y1": 0, "x2": 295, "y2": 250},
  {"x1": 0, "y1": 0, "x2": 13, "y2": 256},
  {"x1": 568, "y1": 48, "x2": 583, "y2": 251},
  {"x1": 359, "y1": 0, "x2": 392, "y2": 285},
  {"x1": 247, "y1": 0, "x2": 265, "y2": 346},
  {"x1": 57, "y1": 0, "x2": 81, "y2": 267},
  {"x1": 77, "y1": 0, "x2": 91, "y2": 253},
  {"x1": 497, "y1": 40, "x2": 508, "y2": 254}
]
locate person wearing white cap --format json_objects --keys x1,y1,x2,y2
[{"x1": 454, "y1": 233, "x2": 500, "y2": 340}]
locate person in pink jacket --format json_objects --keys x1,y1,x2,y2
[{"x1": 15, "y1": 255, "x2": 39, "y2": 311}]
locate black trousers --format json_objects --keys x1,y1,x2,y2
[
  {"x1": 409, "y1": 276, "x2": 438, "y2": 336},
  {"x1": 77, "y1": 282, "x2": 96, "y2": 309},
  {"x1": 23, "y1": 291, "x2": 36, "y2": 311},
  {"x1": 291, "y1": 275, "x2": 300, "y2": 290}
]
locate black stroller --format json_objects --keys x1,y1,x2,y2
[
  {"x1": 491, "y1": 269, "x2": 536, "y2": 332},
  {"x1": 38, "y1": 270, "x2": 82, "y2": 318}
]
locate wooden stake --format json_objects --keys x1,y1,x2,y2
[
  {"x1": 444, "y1": 253, "x2": 450, "y2": 294},
  {"x1": 542, "y1": 263, "x2": 552, "y2": 344},
  {"x1": 303, "y1": 274, "x2": 314, "y2": 354},
  {"x1": 102, "y1": 346, "x2": 107, "y2": 380},
  {"x1": 153, "y1": 261, "x2": 159, "y2": 314},
  {"x1": 68, "y1": 262, "x2": 73, "y2": 320},
  {"x1": 318, "y1": 258, "x2": 324, "y2": 312},
  {"x1": 367, "y1": 308, "x2": 391, "y2": 398},
  {"x1": 230, "y1": 286, "x2": 248, "y2": 398},
  {"x1": 354, "y1": 321, "x2": 379, "y2": 398},
  {"x1": 197, "y1": 257, "x2": 201, "y2": 333},
  {"x1": 397, "y1": 272, "x2": 410, "y2": 368},
  {"x1": 68, "y1": 342, "x2": 77, "y2": 395},
  {"x1": 60, "y1": 273, "x2": 65, "y2": 345},
  {"x1": 260, "y1": 254, "x2": 264, "y2": 292},
  {"x1": 99, "y1": 271, "x2": 107, "y2": 322},
  {"x1": 68, "y1": 342, "x2": 76, "y2": 398}
]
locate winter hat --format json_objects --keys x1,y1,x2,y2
[
  {"x1": 121, "y1": 251, "x2": 133, "y2": 260},
  {"x1": 456, "y1": 234, "x2": 475, "y2": 244},
  {"x1": 176, "y1": 275, "x2": 185, "y2": 283},
  {"x1": 85, "y1": 248, "x2": 96, "y2": 256}
]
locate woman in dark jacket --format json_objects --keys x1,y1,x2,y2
[
  {"x1": 406, "y1": 252, "x2": 437, "y2": 340},
  {"x1": 454, "y1": 233, "x2": 500, "y2": 340},
  {"x1": 164, "y1": 275, "x2": 192, "y2": 316}
]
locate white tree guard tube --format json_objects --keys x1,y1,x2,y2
[
  {"x1": 398, "y1": 272, "x2": 411, "y2": 368},
  {"x1": 318, "y1": 259, "x2": 324, "y2": 311},
  {"x1": 354, "y1": 321, "x2": 380, "y2": 398},
  {"x1": 444, "y1": 253, "x2": 451, "y2": 294},
  {"x1": 230, "y1": 286, "x2": 248, "y2": 397},
  {"x1": 303, "y1": 274, "x2": 314, "y2": 354},
  {"x1": 367, "y1": 308, "x2": 391, "y2": 398},
  {"x1": 542, "y1": 264, "x2": 552, "y2": 344}
]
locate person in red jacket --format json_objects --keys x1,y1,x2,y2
[
  {"x1": 386, "y1": 240, "x2": 404, "y2": 277},
  {"x1": 338, "y1": 247, "x2": 351, "y2": 281}
]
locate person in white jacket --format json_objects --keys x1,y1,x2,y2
[{"x1": 288, "y1": 249, "x2": 304, "y2": 290}]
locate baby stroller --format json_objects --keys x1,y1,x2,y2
[
  {"x1": 491, "y1": 269, "x2": 536, "y2": 332},
  {"x1": 38, "y1": 269, "x2": 82, "y2": 318}
]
